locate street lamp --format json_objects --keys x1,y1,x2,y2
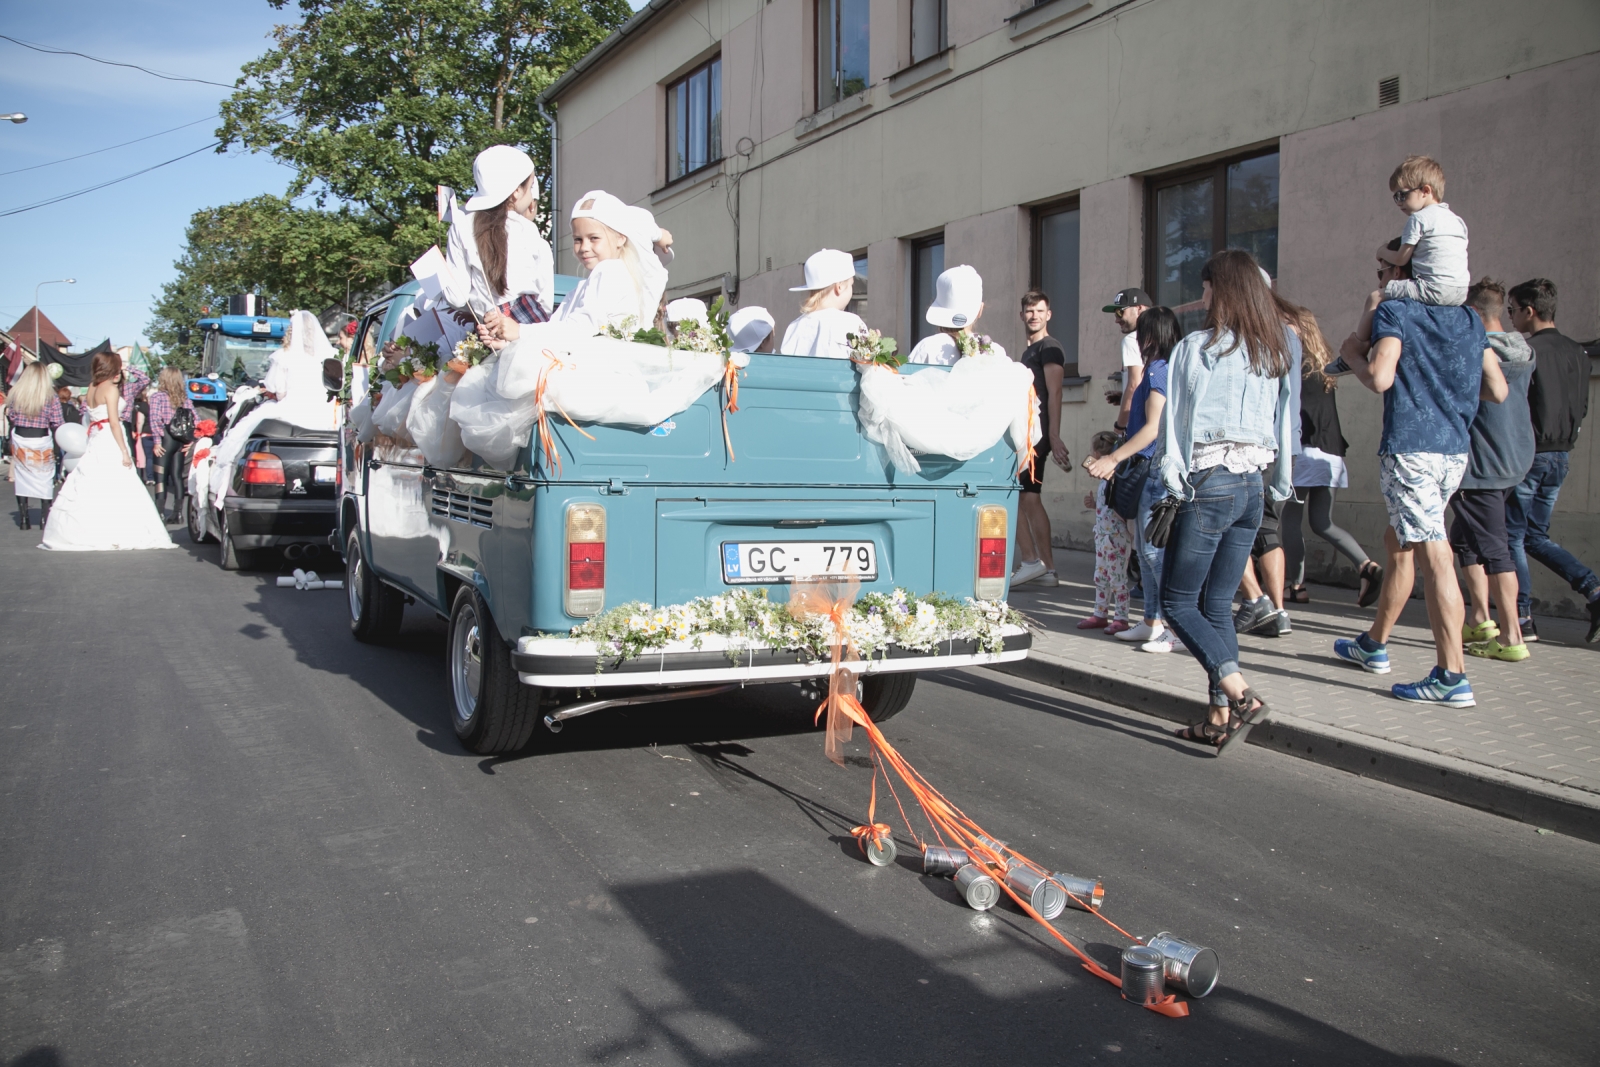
[
  {"x1": 34, "y1": 278, "x2": 75, "y2": 356},
  {"x1": 1, "y1": 113, "x2": 26, "y2": 123}
]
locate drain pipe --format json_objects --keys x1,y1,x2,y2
[{"x1": 537, "y1": 97, "x2": 559, "y2": 253}]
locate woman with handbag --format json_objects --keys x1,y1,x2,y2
[
  {"x1": 148, "y1": 366, "x2": 195, "y2": 523},
  {"x1": 1084, "y1": 307, "x2": 1181, "y2": 651},
  {"x1": 1154, "y1": 250, "x2": 1297, "y2": 753}
]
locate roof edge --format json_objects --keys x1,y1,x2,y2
[{"x1": 538, "y1": 0, "x2": 683, "y2": 106}]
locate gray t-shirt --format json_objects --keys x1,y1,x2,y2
[{"x1": 1401, "y1": 203, "x2": 1470, "y2": 289}]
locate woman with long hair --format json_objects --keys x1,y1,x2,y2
[
  {"x1": 7, "y1": 362, "x2": 63, "y2": 530},
  {"x1": 1275, "y1": 296, "x2": 1381, "y2": 607},
  {"x1": 1085, "y1": 306, "x2": 1181, "y2": 650},
  {"x1": 148, "y1": 365, "x2": 196, "y2": 522},
  {"x1": 447, "y1": 145, "x2": 555, "y2": 324},
  {"x1": 1157, "y1": 250, "x2": 1296, "y2": 752},
  {"x1": 39, "y1": 351, "x2": 174, "y2": 551}
]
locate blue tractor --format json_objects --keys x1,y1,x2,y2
[{"x1": 188, "y1": 311, "x2": 288, "y2": 431}]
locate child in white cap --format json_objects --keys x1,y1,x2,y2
[
  {"x1": 729, "y1": 306, "x2": 775, "y2": 353},
  {"x1": 447, "y1": 144, "x2": 555, "y2": 323},
  {"x1": 908, "y1": 265, "x2": 1004, "y2": 365},
  {"x1": 779, "y1": 249, "x2": 866, "y2": 359}
]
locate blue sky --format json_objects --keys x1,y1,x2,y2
[{"x1": 0, "y1": 1, "x2": 647, "y2": 350}]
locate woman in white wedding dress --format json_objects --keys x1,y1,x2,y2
[{"x1": 40, "y1": 350, "x2": 175, "y2": 551}]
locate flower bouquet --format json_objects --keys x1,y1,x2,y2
[
  {"x1": 384, "y1": 336, "x2": 440, "y2": 385},
  {"x1": 954, "y1": 332, "x2": 995, "y2": 360},
  {"x1": 671, "y1": 295, "x2": 734, "y2": 356},
  {"x1": 447, "y1": 334, "x2": 490, "y2": 376},
  {"x1": 846, "y1": 328, "x2": 904, "y2": 370},
  {"x1": 604, "y1": 316, "x2": 669, "y2": 348}
]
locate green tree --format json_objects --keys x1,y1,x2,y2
[
  {"x1": 218, "y1": 0, "x2": 631, "y2": 245},
  {"x1": 147, "y1": 196, "x2": 396, "y2": 369}
]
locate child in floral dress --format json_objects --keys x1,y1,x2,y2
[{"x1": 1079, "y1": 431, "x2": 1133, "y2": 634}]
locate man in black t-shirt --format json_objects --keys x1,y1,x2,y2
[{"x1": 1012, "y1": 289, "x2": 1072, "y2": 587}]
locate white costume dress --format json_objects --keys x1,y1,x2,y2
[
  {"x1": 906, "y1": 334, "x2": 1007, "y2": 366},
  {"x1": 446, "y1": 209, "x2": 555, "y2": 320},
  {"x1": 779, "y1": 308, "x2": 867, "y2": 360},
  {"x1": 40, "y1": 401, "x2": 174, "y2": 551},
  {"x1": 207, "y1": 310, "x2": 341, "y2": 509}
]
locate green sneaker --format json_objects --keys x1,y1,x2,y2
[
  {"x1": 1467, "y1": 638, "x2": 1529, "y2": 662},
  {"x1": 1462, "y1": 620, "x2": 1500, "y2": 644}
]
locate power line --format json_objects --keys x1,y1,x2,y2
[
  {"x1": 0, "y1": 114, "x2": 217, "y2": 177},
  {"x1": 0, "y1": 141, "x2": 221, "y2": 218},
  {"x1": 0, "y1": 33, "x2": 237, "y2": 89}
]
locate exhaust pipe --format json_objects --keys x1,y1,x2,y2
[
  {"x1": 301, "y1": 543, "x2": 320, "y2": 560},
  {"x1": 284, "y1": 543, "x2": 304, "y2": 561},
  {"x1": 542, "y1": 684, "x2": 740, "y2": 733}
]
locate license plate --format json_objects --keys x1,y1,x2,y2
[
  {"x1": 721, "y1": 541, "x2": 877, "y2": 584},
  {"x1": 313, "y1": 465, "x2": 336, "y2": 484}
]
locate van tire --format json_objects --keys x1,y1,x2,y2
[
  {"x1": 218, "y1": 508, "x2": 254, "y2": 571},
  {"x1": 447, "y1": 585, "x2": 539, "y2": 755},
  {"x1": 858, "y1": 672, "x2": 917, "y2": 723},
  {"x1": 346, "y1": 531, "x2": 404, "y2": 643}
]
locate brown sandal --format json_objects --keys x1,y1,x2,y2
[
  {"x1": 1287, "y1": 584, "x2": 1311, "y2": 604},
  {"x1": 1175, "y1": 720, "x2": 1227, "y2": 746},
  {"x1": 1358, "y1": 562, "x2": 1384, "y2": 609},
  {"x1": 1215, "y1": 689, "x2": 1269, "y2": 756}
]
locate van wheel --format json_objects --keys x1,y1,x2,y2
[
  {"x1": 346, "y1": 531, "x2": 404, "y2": 644},
  {"x1": 447, "y1": 586, "x2": 539, "y2": 755},
  {"x1": 858, "y1": 673, "x2": 917, "y2": 723}
]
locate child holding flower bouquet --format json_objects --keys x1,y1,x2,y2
[{"x1": 907, "y1": 265, "x2": 1006, "y2": 366}]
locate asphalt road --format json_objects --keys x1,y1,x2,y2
[{"x1": 3, "y1": 491, "x2": 1597, "y2": 1066}]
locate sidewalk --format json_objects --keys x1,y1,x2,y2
[{"x1": 996, "y1": 549, "x2": 1600, "y2": 843}]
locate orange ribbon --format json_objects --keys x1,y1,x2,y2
[
  {"x1": 721, "y1": 359, "x2": 741, "y2": 462},
  {"x1": 1019, "y1": 385, "x2": 1041, "y2": 481},
  {"x1": 532, "y1": 349, "x2": 595, "y2": 478},
  {"x1": 788, "y1": 577, "x2": 864, "y2": 767}
]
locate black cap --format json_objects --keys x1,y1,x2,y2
[{"x1": 1102, "y1": 288, "x2": 1153, "y2": 313}]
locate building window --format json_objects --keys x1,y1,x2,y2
[
  {"x1": 849, "y1": 252, "x2": 869, "y2": 317},
  {"x1": 910, "y1": 0, "x2": 946, "y2": 65},
  {"x1": 1031, "y1": 199, "x2": 1080, "y2": 373},
  {"x1": 1146, "y1": 148, "x2": 1279, "y2": 333},
  {"x1": 909, "y1": 234, "x2": 945, "y2": 345},
  {"x1": 817, "y1": 0, "x2": 870, "y2": 110},
  {"x1": 666, "y1": 57, "x2": 722, "y2": 182}
]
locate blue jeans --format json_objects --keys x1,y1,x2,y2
[
  {"x1": 1506, "y1": 451, "x2": 1599, "y2": 617},
  {"x1": 1160, "y1": 469, "x2": 1263, "y2": 707},
  {"x1": 1134, "y1": 473, "x2": 1165, "y2": 622}
]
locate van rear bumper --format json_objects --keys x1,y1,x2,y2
[{"x1": 513, "y1": 627, "x2": 1031, "y2": 688}]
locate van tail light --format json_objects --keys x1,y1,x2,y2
[
  {"x1": 565, "y1": 503, "x2": 606, "y2": 616},
  {"x1": 242, "y1": 452, "x2": 284, "y2": 484},
  {"x1": 975, "y1": 505, "x2": 1009, "y2": 600}
]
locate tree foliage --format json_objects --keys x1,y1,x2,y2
[
  {"x1": 218, "y1": 0, "x2": 632, "y2": 240},
  {"x1": 147, "y1": 196, "x2": 394, "y2": 369}
]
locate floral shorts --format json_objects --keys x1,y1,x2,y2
[{"x1": 1379, "y1": 452, "x2": 1468, "y2": 545}]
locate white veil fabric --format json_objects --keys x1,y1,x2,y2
[
  {"x1": 855, "y1": 351, "x2": 1041, "y2": 476},
  {"x1": 208, "y1": 310, "x2": 341, "y2": 500},
  {"x1": 567, "y1": 190, "x2": 668, "y2": 328}
]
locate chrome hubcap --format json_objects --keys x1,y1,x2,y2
[
  {"x1": 451, "y1": 604, "x2": 483, "y2": 725},
  {"x1": 347, "y1": 546, "x2": 363, "y2": 621}
]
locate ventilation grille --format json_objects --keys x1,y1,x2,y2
[
  {"x1": 431, "y1": 489, "x2": 493, "y2": 529},
  {"x1": 1378, "y1": 76, "x2": 1400, "y2": 108}
]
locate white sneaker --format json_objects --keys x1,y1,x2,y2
[
  {"x1": 1115, "y1": 621, "x2": 1156, "y2": 643},
  {"x1": 1034, "y1": 569, "x2": 1059, "y2": 588},
  {"x1": 1011, "y1": 559, "x2": 1047, "y2": 586},
  {"x1": 1141, "y1": 633, "x2": 1177, "y2": 653}
]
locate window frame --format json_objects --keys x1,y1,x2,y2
[
  {"x1": 1029, "y1": 195, "x2": 1081, "y2": 374},
  {"x1": 664, "y1": 55, "x2": 724, "y2": 185},
  {"x1": 908, "y1": 232, "x2": 946, "y2": 346},
  {"x1": 816, "y1": 0, "x2": 871, "y2": 111},
  {"x1": 910, "y1": 0, "x2": 947, "y2": 66},
  {"x1": 1142, "y1": 145, "x2": 1280, "y2": 304}
]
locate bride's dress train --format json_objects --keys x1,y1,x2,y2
[{"x1": 40, "y1": 404, "x2": 174, "y2": 552}]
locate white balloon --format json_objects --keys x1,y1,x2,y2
[{"x1": 54, "y1": 422, "x2": 87, "y2": 455}]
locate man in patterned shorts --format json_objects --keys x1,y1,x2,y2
[{"x1": 1329, "y1": 255, "x2": 1507, "y2": 707}]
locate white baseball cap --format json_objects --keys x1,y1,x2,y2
[
  {"x1": 789, "y1": 248, "x2": 857, "y2": 291},
  {"x1": 665, "y1": 298, "x2": 708, "y2": 324},
  {"x1": 728, "y1": 306, "x2": 775, "y2": 352},
  {"x1": 925, "y1": 265, "x2": 983, "y2": 329},
  {"x1": 465, "y1": 145, "x2": 536, "y2": 212}
]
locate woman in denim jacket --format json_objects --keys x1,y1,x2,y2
[{"x1": 1157, "y1": 250, "x2": 1297, "y2": 752}]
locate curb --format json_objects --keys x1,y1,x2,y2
[{"x1": 991, "y1": 652, "x2": 1600, "y2": 846}]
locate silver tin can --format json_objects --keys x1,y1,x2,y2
[
  {"x1": 1120, "y1": 945, "x2": 1167, "y2": 1006},
  {"x1": 1051, "y1": 872, "x2": 1105, "y2": 912},
  {"x1": 922, "y1": 844, "x2": 972, "y2": 878},
  {"x1": 1146, "y1": 931, "x2": 1220, "y2": 998},
  {"x1": 972, "y1": 834, "x2": 1009, "y2": 859},
  {"x1": 954, "y1": 865, "x2": 1000, "y2": 911},
  {"x1": 1004, "y1": 866, "x2": 1067, "y2": 920},
  {"x1": 863, "y1": 834, "x2": 897, "y2": 867}
]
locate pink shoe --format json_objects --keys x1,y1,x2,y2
[
  {"x1": 1077, "y1": 615, "x2": 1110, "y2": 630},
  {"x1": 1104, "y1": 619, "x2": 1133, "y2": 635}
]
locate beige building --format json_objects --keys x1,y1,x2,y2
[{"x1": 541, "y1": 0, "x2": 1600, "y2": 615}]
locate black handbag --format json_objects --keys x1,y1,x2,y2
[
  {"x1": 1108, "y1": 453, "x2": 1149, "y2": 521},
  {"x1": 1143, "y1": 466, "x2": 1216, "y2": 548},
  {"x1": 167, "y1": 406, "x2": 196, "y2": 443}
]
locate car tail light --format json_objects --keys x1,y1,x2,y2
[
  {"x1": 975, "y1": 505, "x2": 1008, "y2": 600},
  {"x1": 243, "y1": 452, "x2": 284, "y2": 483},
  {"x1": 565, "y1": 503, "x2": 606, "y2": 616}
]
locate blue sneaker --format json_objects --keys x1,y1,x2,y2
[
  {"x1": 1334, "y1": 635, "x2": 1390, "y2": 674},
  {"x1": 1391, "y1": 668, "x2": 1476, "y2": 708}
]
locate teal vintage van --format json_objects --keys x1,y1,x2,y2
[{"x1": 338, "y1": 284, "x2": 1031, "y2": 754}]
